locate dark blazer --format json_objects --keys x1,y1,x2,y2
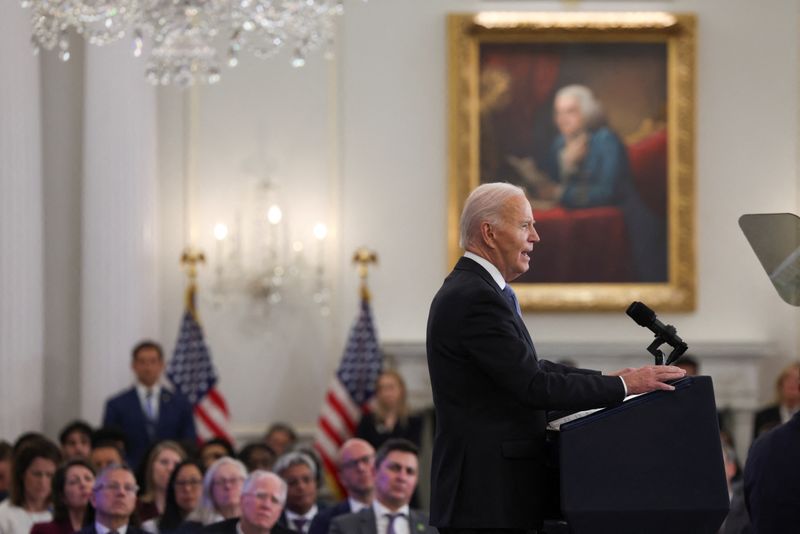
[
  {"x1": 102, "y1": 386, "x2": 197, "y2": 470},
  {"x1": 329, "y1": 507, "x2": 436, "y2": 534},
  {"x1": 309, "y1": 501, "x2": 352, "y2": 534},
  {"x1": 202, "y1": 518, "x2": 293, "y2": 534},
  {"x1": 426, "y1": 257, "x2": 625, "y2": 529},
  {"x1": 77, "y1": 524, "x2": 149, "y2": 534},
  {"x1": 276, "y1": 503, "x2": 327, "y2": 533},
  {"x1": 31, "y1": 519, "x2": 76, "y2": 534},
  {"x1": 744, "y1": 412, "x2": 800, "y2": 532},
  {"x1": 752, "y1": 404, "x2": 781, "y2": 441}
]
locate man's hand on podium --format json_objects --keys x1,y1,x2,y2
[{"x1": 608, "y1": 365, "x2": 686, "y2": 395}]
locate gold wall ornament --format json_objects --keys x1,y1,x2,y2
[
  {"x1": 448, "y1": 12, "x2": 697, "y2": 312},
  {"x1": 353, "y1": 248, "x2": 378, "y2": 301}
]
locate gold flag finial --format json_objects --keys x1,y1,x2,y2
[
  {"x1": 353, "y1": 247, "x2": 378, "y2": 301},
  {"x1": 180, "y1": 247, "x2": 206, "y2": 315}
]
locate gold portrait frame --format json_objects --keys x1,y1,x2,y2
[{"x1": 447, "y1": 12, "x2": 696, "y2": 312}]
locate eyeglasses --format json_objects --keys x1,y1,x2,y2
[
  {"x1": 95, "y1": 482, "x2": 139, "y2": 494},
  {"x1": 212, "y1": 476, "x2": 244, "y2": 487},
  {"x1": 175, "y1": 478, "x2": 203, "y2": 488},
  {"x1": 243, "y1": 492, "x2": 282, "y2": 505},
  {"x1": 340, "y1": 454, "x2": 375, "y2": 471}
]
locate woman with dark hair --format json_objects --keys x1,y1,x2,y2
[
  {"x1": 137, "y1": 441, "x2": 187, "y2": 522},
  {"x1": 30, "y1": 460, "x2": 95, "y2": 534},
  {"x1": 198, "y1": 439, "x2": 235, "y2": 471},
  {"x1": 142, "y1": 460, "x2": 203, "y2": 534},
  {"x1": 0, "y1": 438, "x2": 62, "y2": 534}
]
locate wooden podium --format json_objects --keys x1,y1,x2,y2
[{"x1": 555, "y1": 376, "x2": 729, "y2": 534}]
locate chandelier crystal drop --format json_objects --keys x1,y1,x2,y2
[{"x1": 22, "y1": 0, "x2": 352, "y2": 87}]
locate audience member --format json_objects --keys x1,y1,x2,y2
[
  {"x1": 11, "y1": 433, "x2": 48, "y2": 455},
  {"x1": 202, "y1": 471, "x2": 291, "y2": 534},
  {"x1": 274, "y1": 452, "x2": 323, "y2": 533},
  {"x1": 89, "y1": 440, "x2": 125, "y2": 474},
  {"x1": 31, "y1": 459, "x2": 96, "y2": 534},
  {"x1": 78, "y1": 465, "x2": 145, "y2": 534},
  {"x1": 59, "y1": 422, "x2": 94, "y2": 462},
  {"x1": 355, "y1": 371, "x2": 422, "y2": 450},
  {"x1": 0, "y1": 442, "x2": 11, "y2": 502},
  {"x1": 188, "y1": 457, "x2": 247, "y2": 525},
  {"x1": 263, "y1": 425, "x2": 297, "y2": 458},
  {"x1": 102, "y1": 340, "x2": 197, "y2": 471},
  {"x1": 719, "y1": 443, "x2": 750, "y2": 534},
  {"x1": 329, "y1": 439, "x2": 436, "y2": 534},
  {"x1": 143, "y1": 460, "x2": 204, "y2": 534},
  {"x1": 0, "y1": 438, "x2": 62, "y2": 534},
  {"x1": 199, "y1": 440, "x2": 235, "y2": 471},
  {"x1": 308, "y1": 439, "x2": 375, "y2": 534},
  {"x1": 744, "y1": 367, "x2": 800, "y2": 533},
  {"x1": 239, "y1": 444, "x2": 276, "y2": 474},
  {"x1": 138, "y1": 442, "x2": 187, "y2": 522},
  {"x1": 675, "y1": 355, "x2": 699, "y2": 377},
  {"x1": 752, "y1": 361, "x2": 800, "y2": 440}
]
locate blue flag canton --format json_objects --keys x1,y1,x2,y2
[
  {"x1": 167, "y1": 310, "x2": 218, "y2": 405},
  {"x1": 337, "y1": 299, "x2": 382, "y2": 406}
]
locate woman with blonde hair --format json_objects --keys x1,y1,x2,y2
[
  {"x1": 355, "y1": 369, "x2": 423, "y2": 449},
  {"x1": 136, "y1": 441, "x2": 187, "y2": 522}
]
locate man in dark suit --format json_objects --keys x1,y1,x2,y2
[
  {"x1": 744, "y1": 374, "x2": 800, "y2": 533},
  {"x1": 274, "y1": 452, "x2": 325, "y2": 533},
  {"x1": 78, "y1": 464, "x2": 147, "y2": 534},
  {"x1": 203, "y1": 470, "x2": 293, "y2": 534},
  {"x1": 329, "y1": 439, "x2": 436, "y2": 534},
  {"x1": 102, "y1": 340, "x2": 197, "y2": 471},
  {"x1": 309, "y1": 439, "x2": 375, "y2": 534},
  {"x1": 426, "y1": 182, "x2": 686, "y2": 533}
]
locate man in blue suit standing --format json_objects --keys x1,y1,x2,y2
[{"x1": 103, "y1": 340, "x2": 197, "y2": 470}]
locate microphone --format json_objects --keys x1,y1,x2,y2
[{"x1": 626, "y1": 301, "x2": 688, "y2": 365}]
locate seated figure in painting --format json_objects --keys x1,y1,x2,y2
[{"x1": 508, "y1": 84, "x2": 667, "y2": 282}]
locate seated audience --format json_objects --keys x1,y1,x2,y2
[
  {"x1": 0, "y1": 442, "x2": 11, "y2": 502},
  {"x1": 142, "y1": 460, "x2": 204, "y2": 534},
  {"x1": 0, "y1": 438, "x2": 62, "y2": 534},
  {"x1": 199, "y1": 440, "x2": 236, "y2": 471},
  {"x1": 329, "y1": 439, "x2": 436, "y2": 534},
  {"x1": 752, "y1": 361, "x2": 800, "y2": 440},
  {"x1": 138, "y1": 442, "x2": 187, "y2": 522},
  {"x1": 89, "y1": 443, "x2": 125, "y2": 474},
  {"x1": 188, "y1": 457, "x2": 247, "y2": 525},
  {"x1": 719, "y1": 443, "x2": 749, "y2": 534},
  {"x1": 59, "y1": 422, "x2": 93, "y2": 462},
  {"x1": 239, "y1": 444, "x2": 276, "y2": 473},
  {"x1": 744, "y1": 368, "x2": 800, "y2": 533},
  {"x1": 78, "y1": 465, "x2": 145, "y2": 534},
  {"x1": 263, "y1": 425, "x2": 297, "y2": 458},
  {"x1": 31, "y1": 459, "x2": 96, "y2": 534},
  {"x1": 355, "y1": 371, "x2": 422, "y2": 450},
  {"x1": 308, "y1": 439, "x2": 375, "y2": 534},
  {"x1": 202, "y1": 471, "x2": 291, "y2": 534},
  {"x1": 274, "y1": 452, "x2": 323, "y2": 533}
]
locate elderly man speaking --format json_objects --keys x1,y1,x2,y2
[{"x1": 426, "y1": 182, "x2": 685, "y2": 534}]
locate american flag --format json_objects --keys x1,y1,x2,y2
[
  {"x1": 167, "y1": 286, "x2": 234, "y2": 445},
  {"x1": 314, "y1": 296, "x2": 383, "y2": 496}
]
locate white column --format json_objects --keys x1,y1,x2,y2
[
  {"x1": 0, "y1": 2, "x2": 45, "y2": 438},
  {"x1": 81, "y1": 41, "x2": 159, "y2": 425}
]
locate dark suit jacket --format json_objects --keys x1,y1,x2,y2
[
  {"x1": 752, "y1": 404, "x2": 781, "y2": 441},
  {"x1": 329, "y1": 508, "x2": 435, "y2": 534},
  {"x1": 744, "y1": 411, "x2": 800, "y2": 532},
  {"x1": 76, "y1": 524, "x2": 148, "y2": 534},
  {"x1": 102, "y1": 386, "x2": 197, "y2": 470},
  {"x1": 276, "y1": 503, "x2": 327, "y2": 533},
  {"x1": 426, "y1": 257, "x2": 625, "y2": 529},
  {"x1": 202, "y1": 518, "x2": 293, "y2": 534},
  {"x1": 308, "y1": 501, "x2": 352, "y2": 534}
]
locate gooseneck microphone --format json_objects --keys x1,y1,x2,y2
[{"x1": 626, "y1": 301, "x2": 688, "y2": 365}]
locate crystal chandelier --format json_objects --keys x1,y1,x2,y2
[{"x1": 22, "y1": 0, "x2": 354, "y2": 86}]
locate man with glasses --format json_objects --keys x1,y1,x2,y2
[
  {"x1": 203, "y1": 471, "x2": 292, "y2": 534},
  {"x1": 309, "y1": 439, "x2": 376, "y2": 534},
  {"x1": 79, "y1": 465, "x2": 146, "y2": 534},
  {"x1": 330, "y1": 439, "x2": 436, "y2": 534}
]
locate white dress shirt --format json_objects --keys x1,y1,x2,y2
[
  {"x1": 285, "y1": 505, "x2": 317, "y2": 533},
  {"x1": 95, "y1": 521, "x2": 129, "y2": 534},
  {"x1": 372, "y1": 501, "x2": 410, "y2": 534},
  {"x1": 135, "y1": 382, "x2": 161, "y2": 421}
]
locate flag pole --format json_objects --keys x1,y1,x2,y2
[{"x1": 180, "y1": 248, "x2": 206, "y2": 319}]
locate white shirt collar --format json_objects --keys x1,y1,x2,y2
[
  {"x1": 95, "y1": 521, "x2": 128, "y2": 534},
  {"x1": 372, "y1": 499, "x2": 409, "y2": 518},
  {"x1": 464, "y1": 251, "x2": 506, "y2": 289},
  {"x1": 348, "y1": 497, "x2": 370, "y2": 513},
  {"x1": 285, "y1": 504, "x2": 318, "y2": 522}
]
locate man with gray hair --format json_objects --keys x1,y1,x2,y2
[
  {"x1": 274, "y1": 452, "x2": 324, "y2": 533},
  {"x1": 203, "y1": 471, "x2": 292, "y2": 534},
  {"x1": 78, "y1": 464, "x2": 146, "y2": 534},
  {"x1": 426, "y1": 182, "x2": 686, "y2": 533}
]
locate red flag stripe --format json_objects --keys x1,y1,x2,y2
[
  {"x1": 319, "y1": 417, "x2": 346, "y2": 448},
  {"x1": 207, "y1": 389, "x2": 230, "y2": 416},
  {"x1": 195, "y1": 405, "x2": 228, "y2": 440},
  {"x1": 326, "y1": 391, "x2": 357, "y2": 434}
]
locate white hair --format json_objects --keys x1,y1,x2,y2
[
  {"x1": 459, "y1": 182, "x2": 526, "y2": 249},
  {"x1": 190, "y1": 456, "x2": 248, "y2": 525},
  {"x1": 242, "y1": 470, "x2": 287, "y2": 506},
  {"x1": 555, "y1": 84, "x2": 605, "y2": 129},
  {"x1": 273, "y1": 451, "x2": 317, "y2": 479}
]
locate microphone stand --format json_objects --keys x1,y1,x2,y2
[{"x1": 645, "y1": 325, "x2": 688, "y2": 365}]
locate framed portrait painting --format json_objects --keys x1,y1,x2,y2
[{"x1": 448, "y1": 12, "x2": 696, "y2": 311}]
